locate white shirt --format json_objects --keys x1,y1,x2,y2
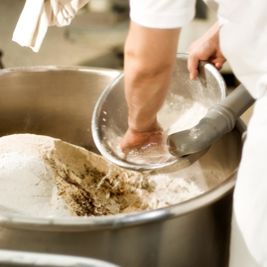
[
  {"x1": 130, "y1": 0, "x2": 196, "y2": 29},
  {"x1": 130, "y1": 0, "x2": 267, "y2": 100},
  {"x1": 130, "y1": 0, "x2": 267, "y2": 266}
]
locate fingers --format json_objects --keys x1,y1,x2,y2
[
  {"x1": 212, "y1": 56, "x2": 226, "y2": 70},
  {"x1": 188, "y1": 49, "x2": 226, "y2": 79},
  {"x1": 187, "y1": 52, "x2": 200, "y2": 80},
  {"x1": 120, "y1": 128, "x2": 163, "y2": 153},
  {"x1": 187, "y1": 22, "x2": 224, "y2": 79}
]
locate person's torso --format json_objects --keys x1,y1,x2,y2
[{"x1": 216, "y1": 0, "x2": 267, "y2": 98}]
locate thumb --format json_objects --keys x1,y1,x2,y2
[{"x1": 212, "y1": 56, "x2": 226, "y2": 69}]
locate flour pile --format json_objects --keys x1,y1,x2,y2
[
  {"x1": 0, "y1": 134, "x2": 209, "y2": 217},
  {"x1": 0, "y1": 135, "x2": 70, "y2": 217}
]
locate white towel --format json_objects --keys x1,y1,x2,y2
[{"x1": 12, "y1": 0, "x2": 90, "y2": 52}]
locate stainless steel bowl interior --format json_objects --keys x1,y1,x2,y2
[
  {"x1": 92, "y1": 54, "x2": 227, "y2": 170},
  {"x1": 0, "y1": 66, "x2": 120, "y2": 152},
  {"x1": 0, "y1": 65, "x2": 242, "y2": 231}
]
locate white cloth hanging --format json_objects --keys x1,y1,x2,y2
[{"x1": 12, "y1": 0, "x2": 90, "y2": 52}]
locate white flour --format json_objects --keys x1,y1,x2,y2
[
  {"x1": 0, "y1": 135, "x2": 71, "y2": 217},
  {"x1": 158, "y1": 94, "x2": 208, "y2": 133},
  {"x1": 0, "y1": 97, "x2": 212, "y2": 218},
  {"x1": 146, "y1": 162, "x2": 208, "y2": 209},
  {"x1": 104, "y1": 94, "x2": 208, "y2": 165},
  {"x1": 0, "y1": 133, "x2": 210, "y2": 217}
]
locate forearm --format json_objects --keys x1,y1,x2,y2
[{"x1": 124, "y1": 22, "x2": 180, "y2": 132}]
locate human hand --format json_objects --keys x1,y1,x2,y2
[
  {"x1": 188, "y1": 22, "x2": 226, "y2": 80},
  {"x1": 120, "y1": 123, "x2": 163, "y2": 153}
]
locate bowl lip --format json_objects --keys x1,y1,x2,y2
[
  {"x1": 0, "y1": 64, "x2": 121, "y2": 78},
  {"x1": 0, "y1": 63, "x2": 240, "y2": 232},
  {"x1": 0, "y1": 249, "x2": 119, "y2": 267}
]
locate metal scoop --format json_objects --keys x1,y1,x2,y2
[{"x1": 168, "y1": 84, "x2": 254, "y2": 158}]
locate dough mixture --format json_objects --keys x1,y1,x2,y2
[{"x1": 0, "y1": 134, "x2": 208, "y2": 217}]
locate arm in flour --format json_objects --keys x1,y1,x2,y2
[
  {"x1": 187, "y1": 22, "x2": 226, "y2": 80},
  {"x1": 120, "y1": 21, "x2": 180, "y2": 151}
]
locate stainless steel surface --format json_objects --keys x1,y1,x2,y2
[
  {"x1": 0, "y1": 50, "x2": 4, "y2": 69},
  {"x1": 0, "y1": 249, "x2": 119, "y2": 267},
  {"x1": 168, "y1": 84, "x2": 255, "y2": 157},
  {"x1": 92, "y1": 54, "x2": 227, "y2": 171},
  {"x1": 0, "y1": 66, "x2": 243, "y2": 267}
]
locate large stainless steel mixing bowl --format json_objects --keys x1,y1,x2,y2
[{"x1": 0, "y1": 65, "x2": 243, "y2": 267}]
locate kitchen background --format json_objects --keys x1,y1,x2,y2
[{"x1": 0, "y1": 0, "x2": 252, "y2": 122}]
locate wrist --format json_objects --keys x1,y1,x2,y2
[
  {"x1": 128, "y1": 120, "x2": 161, "y2": 133},
  {"x1": 208, "y1": 22, "x2": 220, "y2": 42}
]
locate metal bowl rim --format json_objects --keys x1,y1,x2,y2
[{"x1": 0, "y1": 65, "x2": 121, "y2": 77}]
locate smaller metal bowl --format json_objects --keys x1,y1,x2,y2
[{"x1": 92, "y1": 54, "x2": 226, "y2": 171}]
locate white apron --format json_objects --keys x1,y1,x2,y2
[{"x1": 219, "y1": 1, "x2": 267, "y2": 265}]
